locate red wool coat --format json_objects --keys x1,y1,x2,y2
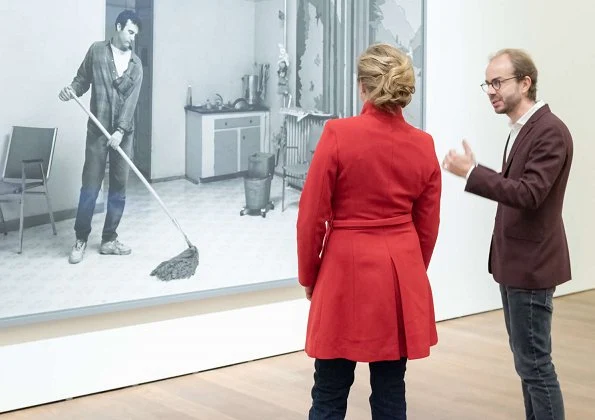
[{"x1": 297, "y1": 102, "x2": 441, "y2": 362}]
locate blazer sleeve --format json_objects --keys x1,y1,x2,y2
[
  {"x1": 412, "y1": 148, "x2": 442, "y2": 269},
  {"x1": 465, "y1": 127, "x2": 568, "y2": 210},
  {"x1": 296, "y1": 124, "x2": 339, "y2": 287}
]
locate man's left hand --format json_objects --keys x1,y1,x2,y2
[
  {"x1": 442, "y1": 140, "x2": 476, "y2": 178},
  {"x1": 108, "y1": 130, "x2": 124, "y2": 149}
]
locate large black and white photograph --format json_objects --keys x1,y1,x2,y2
[{"x1": 0, "y1": 0, "x2": 424, "y2": 321}]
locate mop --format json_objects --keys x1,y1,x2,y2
[{"x1": 70, "y1": 95, "x2": 199, "y2": 281}]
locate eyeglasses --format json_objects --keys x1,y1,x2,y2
[{"x1": 480, "y1": 76, "x2": 519, "y2": 93}]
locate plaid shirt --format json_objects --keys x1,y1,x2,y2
[{"x1": 71, "y1": 41, "x2": 143, "y2": 134}]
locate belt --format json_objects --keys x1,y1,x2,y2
[
  {"x1": 331, "y1": 214, "x2": 413, "y2": 229},
  {"x1": 319, "y1": 214, "x2": 413, "y2": 258}
]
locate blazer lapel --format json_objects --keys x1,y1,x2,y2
[{"x1": 503, "y1": 105, "x2": 550, "y2": 174}]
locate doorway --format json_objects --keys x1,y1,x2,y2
[{"x1": 105, "y1": 0, "x2": 153, "y2": 179}]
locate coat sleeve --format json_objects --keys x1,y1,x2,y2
[
  {"x1": 296, "y1": 123, "x2": 339, "y2": 287},
  {"x1": 412, "y1": 146, "x2": 442, "y2": 269},
  {"x1": 465, "y1": 127, "x2": 568, "y2": 210}
]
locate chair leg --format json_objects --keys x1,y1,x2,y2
[
  {"x1": 282, "y1": 170, "x2": 286, "y2": 212},
  {"x1": 41, "y1": 170, "x2": 57, "y2": 235},
  {"x1": 18, "y1": 192, "x2": 24, "y2": 254},
  {"x1": 0, "y1": 204, "x2": 6, "y2": 236}
]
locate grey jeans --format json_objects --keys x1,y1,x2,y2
[
  {"x1": 500, "y1": 285, "x2": 564, "y2": 420},
  {"x1": 74, "y1": 128, "x2": 133, "y2": 242}
]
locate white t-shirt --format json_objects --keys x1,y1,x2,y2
[{"x1": 110, "y1": 43, "x2": 132, "y2": 78}]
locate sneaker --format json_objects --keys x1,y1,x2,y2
[
  {"x1": 69, "y1": 239, "x2": 87, "y2": 264},
  {"x1": 100, "y1": 239, "x2": 132, "y2": 255}
]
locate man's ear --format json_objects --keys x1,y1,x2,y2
[
  {"x1": 116, "y1": 22, "x2": 122, "y2": 31},
  {"x1": 522, "y1": 76, "x2": 532, "y2": 94}
]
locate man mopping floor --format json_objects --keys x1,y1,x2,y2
[{"x1": 58, "y1": 10, "x2": 143, "y2": 264}]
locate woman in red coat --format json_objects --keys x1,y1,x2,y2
[{"x1": 297, "y1": 43, "x2": 441, "y2": 419}]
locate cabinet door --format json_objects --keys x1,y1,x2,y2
[
  {"x1": 239, "y1": 126, "x2": 261, "y2": 171},
  {"x1": 214, "y1": 130, "x2": 238, "y2": 176}
]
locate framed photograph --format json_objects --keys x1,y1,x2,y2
[{"x1": 0, "y1": 0, "x2": 425, "y2": 325}]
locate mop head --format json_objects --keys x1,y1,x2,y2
[{"x1": 150, "y1": 245, "x2": 199, "y2": 281}]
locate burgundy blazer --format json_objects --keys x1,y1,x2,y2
[{"x1": 466, "y1": 105, "x2": 573, "y2": 289}]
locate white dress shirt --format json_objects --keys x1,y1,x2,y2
[{"x1": 505, "y1": 100, "x2": 545, "y2": 161}]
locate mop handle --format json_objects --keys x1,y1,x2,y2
[{"x1": 70, "y1": 94, "x2": 193, "y2": 248}]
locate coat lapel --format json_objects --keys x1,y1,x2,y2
[{"x1": 503, "y1": 104, "x2": 550, "y2": 174}]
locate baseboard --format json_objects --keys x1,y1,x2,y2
[
  {"x1": 0, "y1": 202, "x2": 105, "y2": 233},
  {"x1": 198, "y1": 171, "x2": 248, "y2": 183},
  {"x1": 150, "y1": 175, "x2": 186, "y2": 184}
]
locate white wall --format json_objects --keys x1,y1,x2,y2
[
  {"x1": 425, "y1": 0, "x2": 595, "y2": 319},
  {"x1": 150, "y1": 0, "x2": 257, "y2": 179},
  {"x1": 1, "y1": 0, "x2": 594, "y2": 413},
  {"x1": 0, "y1": 0, "x2": 105, "y2": 221}
]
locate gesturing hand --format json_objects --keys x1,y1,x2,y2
[{"x1": 442, "y1": 140, "x2": 476, "y2": 178}]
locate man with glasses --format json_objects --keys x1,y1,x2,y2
[{"x1": 442, "y1": 49, "x2": 572, "y2": 420}]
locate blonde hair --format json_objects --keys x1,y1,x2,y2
[{"x1": 357, "y1": 43, "x2": 415, "y2": 112}]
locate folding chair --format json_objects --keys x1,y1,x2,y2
[{"x1": 0, "y1": 126, "x2": 58, "y2": 253}]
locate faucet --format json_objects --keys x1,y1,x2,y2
[{"x1": 214, "y1": 93, "x2": 223, "y2": 108}]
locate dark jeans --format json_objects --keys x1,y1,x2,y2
[
  {"x1": 309, "y1": 357, "x2": 407, "y2": 420},
  {"x1": 500, "y1": 285, "x2": 565, "y2": 420},
  {"x1": 74, "y1": 129, "x2": 132, "y2": 243}
]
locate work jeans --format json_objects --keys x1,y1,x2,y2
[
  {"x1": 309, "y1": 357, "x2": 407, "y2": 420},
  {"x1": 500, "y1": 285, "x2": 565, "y2": 420},
  {"x1": 74, "y1": 128, "x2": 133, "y2": 243}
]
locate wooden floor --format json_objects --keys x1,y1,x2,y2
[{"x1": 4, "y1": 290, "x2": 595, "y2": 419}]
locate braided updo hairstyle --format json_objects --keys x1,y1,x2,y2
[{"x1": 357, "y1": 43, "x2": 415, "y2": 113}]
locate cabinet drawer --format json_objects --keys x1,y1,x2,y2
[{"x1": 214, "y1": 115, "x2": 260, "y2": 130}]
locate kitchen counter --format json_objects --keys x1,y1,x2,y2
[
  {"x1": 185, "y1": 104, "x2": 270, "y2": 115},
  {"x1": 185, "y1": 107, "x2": 270, "y2": 183}
]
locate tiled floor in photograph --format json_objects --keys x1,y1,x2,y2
[{"x1": 0, "y1": 175, "x2": 301, "y2": 319}]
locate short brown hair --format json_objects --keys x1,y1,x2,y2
[
  {"x1": 491, "y1": 48, "x2": 538, "y2": 101},
  {"x1": 357, "y1": 43, "x2": 415, "y2": 112}
]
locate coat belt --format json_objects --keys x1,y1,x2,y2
[
  {"x1": 319, "y1": 214, "x2": 413, "y2": 258},
  {"x1": 330, "y1": 214, "x2": 413, "y2": 229}
]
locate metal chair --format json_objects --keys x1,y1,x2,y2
[
  {"x1": 0, "y1": 126, "x2": 58, "y2": 253},
  {"x1": 281, "y1": 123, "x2": 324, "y2": 211}
]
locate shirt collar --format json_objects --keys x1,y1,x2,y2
[{"x1": 509, "y1": 100, "x2": 546, "y2": 130}]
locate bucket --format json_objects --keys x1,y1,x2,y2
[
  {"x1": 244, "y1": 176, "x2": 272, "y2": 210},
  {"x1": 247, "y1": 152, "x2": 275, "y2": 178}
]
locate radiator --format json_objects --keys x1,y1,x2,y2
[{"x1": 279, "y1": 107, "x2": 335, "y2": 188}]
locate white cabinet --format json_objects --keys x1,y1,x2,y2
[{"x1": 185, "y1": 109, "x2": 269, "y2": 182}]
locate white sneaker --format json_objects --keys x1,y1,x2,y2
[
  {"x1": 100, "y1": 239, "x2": 132, "y2": 255},
  {"x1": 69, "y1": 239, "x2": 87, "y2": 264}
]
